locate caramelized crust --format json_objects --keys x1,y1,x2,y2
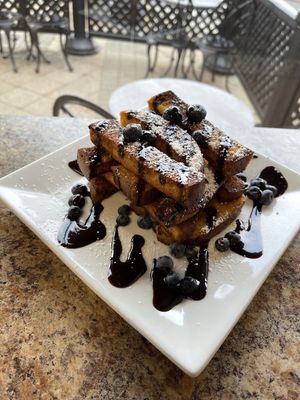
[
  {"x1": 148, "y1": 91, "x2": 253, "y2": 180},
  {"x1": 89, "y1": 174, "x2": 118, "y2": 204},
  {"x1": 77, "y1": 146, "x2": 116, "y2": 180},
  {"x1": 217, "y1": 175, "x2": 246, "y2": 201},
  {"x1": 120, "y1": 110, "x2": 204, "y2": 174},
  {"x1": 89, "y1": 120, "x2": 205, "y2": 207},
  {"x1": 111, "y1": 165, "x2": 160, "y2": 206},
  {"x1": 155, "y1": 195, "x2": 246, "y2": 245}
]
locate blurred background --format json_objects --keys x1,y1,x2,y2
[{"x1": 0, "y1": 0, "x2": 299, "y2": 128}]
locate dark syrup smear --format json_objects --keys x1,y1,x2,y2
[
  {"x1": 152, "y1": 245, "x2": 209, "y2": 312},
  {"x1": 259, "y1": 166, "x2": 288, "y2": 196},
  {"x1": 230, "y1": 166, "x2": 288, "y2": 259},
  {"x1": 58, "y1": 204, "x2": 106, "y2": 248},
  {"x1": 231, "y1": 204, "x2": 263, "y2": 259},
  {"x1": 185, "y1": 245, "x2": 209, "y2": 300},
  {"x1": 108, "y1": 225, "x2": 147, "y2": 288},
  {"x1": 68, "y1": 160, "x2": 83, "y2": 175}
]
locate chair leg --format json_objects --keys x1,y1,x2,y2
[
  {"x1": 152, "y1": 43, "x2": 159, "y2": 72},
  {"x1": 225, "y1": 54, "x2": 233, "y2": 93},
  {"x1": 0, "y1": 31, "x2": 3, "y2": 54},
  {"x1": 161, "y1": 47, "x2": 175, "y2": 77},
  {"x1": 60, "y1": 33, "x2": 73, "y2": 72},
  {"x1": 198, "y1": 53, "x2": 206, "y2": 81},
  {"x1": 174, "y1": 48, "x2": 183, "y2": 77},
  {"x1": 211, "y1": 53, "x2": 218, "y2": 83},
  {"x1": 144, "y1": 43, "x2": 152, "y2": 78},
  {"x1": 4, "y1": 28, "x2": 17, "y2": 73}
]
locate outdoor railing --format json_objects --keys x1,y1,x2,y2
[{"x1": 235, "y1": 0, "x2": 300, "y2": 128}]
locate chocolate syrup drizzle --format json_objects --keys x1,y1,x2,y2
[
  {"x1": 65, "y1": 152, "x2": 288, "y2": 311},
  {"x1": 108, "y1": 225, "x2": 147, "y2": 287},
  {"x1": 68, "y1": 160, "x2": 83, "y2": 175},
  {"x1": 152, "y1": 245, "x2": 209, "y2": 312},
  {"x1": 230, "y1": 166, "x2": 288, "y2": 259},
  {"x1": 57, "y1": 204, "x2": 106, "y2": 248}
]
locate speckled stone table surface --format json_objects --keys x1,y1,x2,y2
[{"x1": 0, "y1": 116, "x2": 299, "y2": 400}]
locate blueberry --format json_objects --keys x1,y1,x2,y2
[
  {"x1": 155, "y1": 256, "x2": 174, "y2": 274},
  {"x1": 162, "y1": 106, "x2": 182, "y2": 124},
  {"x1": 180, "y1": 276, "x2": 200, "y2": 297},
  {"x1": 250, "y1": 178, "x2": 267, "y2": 190},
  {"x1": 187, "y1": 104, "x2": 207, "y2": 123},
  {"x1": 116, "y1": 214, "x2": 130, "y2": 226},
  {"x1": 225, "y1": 231, "x2": 242, "y2": 247},
  {"x1": 137, "y1": 215, "x2": 153, "y2": 230},
  {"x1": 67, "y1": 206, "x2": 81, "y2": 221},
  {"x1": 192, "y1": 130, "x2": 211, "y2": 146},
  {"x1": 68, "y1": 194, "x2": 85, "y2": 208},
  {"x1": 245, "y1": 186, "x2": 262, "y2": 201},
  {"x1": 265, "y1": 184, "x2": 278, "y2": 197},
  {"x1": 142, "y1": 130, "x2": 156, "y2": 145},
  {"x1": 164, "y1": 272, "x2": 181, "y2": 291},
  {"x1": 185, "y1": 245, "x2": 198, "y2": 259},
  {"x1": 123, "y1": 124, "x2": 143, "y2": 143},
  {"x1": 71, "y1": 183, "x2": 88, "y2": 196},
  {"x1": 170, "y1": 242, "x2": 186, "y2": 258},
  {"x1": 236, "y1": 172, "x2": 247, "y2": 182},
  {"x1": 260, "y1": 189, "x2": 274, "y2": 206},
  {"x1": 215, "y1": 237, "x2": 230, "y2": 252},
  {"x1": 118, "y1": 204, "x2": 131, "y2": 215}
]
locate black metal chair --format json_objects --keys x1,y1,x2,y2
[
  {"x1": 144, "y1": 0, "x2": 194, "y2": 78},
  {"x1": 194, "y1": 0, "x2": 257, "y2": 90},
  {"x1": 53, "y1": 95, "x2": 114, "y2": 119},
  {"x1": 24, "y1": 0, "x2": 73, "y2": 73},
  {"x1": 0, "y1": 9, "x2": 22, "y2": 72}
]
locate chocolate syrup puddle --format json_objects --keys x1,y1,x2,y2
[
  {"x1": 185, "y1": 245, "x2": 209, "y2": 300},
  {"x1": 231, "y1": 204, "x2": 263, "y2": 259},
  {"x1": 152, "y1": 245, "x2": 209, "y2": 311},
  {"x1": 152, "y1": 260, "x2": 183, "y2": 312},
  {"x1": 108, "y1": 226, "x2": 147, "y2": 288},
  {"x1": 259, "y1": 166, "x2": 288, "y2": 196},
  {"x1": 230, "y1": 166, "x2": 288, "y2": 259},
  {"x1": 68, "y1": 160, "x2": 83, "y2": 175},
  {"x1": 58, "y1": 204, "x2": 106, "y2": 248}
]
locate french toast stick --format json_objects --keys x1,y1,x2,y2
[
  {"x1": 111, "y1": 165, "x2": 160, "y2": 206},
  {"x1": 77, "y1": 146, "x2": 117, "y2": 180},
  {"x1": 137, "y1": 164, "x2": 218, "y2": 227},
  {"x1": 155, "y1": 195, "x2": 246, "y2": 245},
  {"x1": 89, "y1": 173, "x2": 118, "y2": 204},
  {"x1": 148, "y1": 91, "x2": 253, "y2": 181},
  {"x1": 89, "y1": 120, "x2": 205, "y2": 207},
  {"x1": 120, "y1": 110, "x2": 204, "y2": 174},
  {"x1": 217, "y1": 175, "x2": 246, "y2": 201}
]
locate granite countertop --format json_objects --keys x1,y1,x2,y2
[{"x1": 0, "y1": 116, "x2": 299, "y2": 400}]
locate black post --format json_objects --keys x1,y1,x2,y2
[{"x1": 66, "y1": 0, "x2": 98, "y2": 55}]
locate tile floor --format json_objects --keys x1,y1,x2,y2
[{"x1": 0, "y1": 32, "x2": 257, "y2": 120}]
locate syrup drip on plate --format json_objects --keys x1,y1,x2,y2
[
  {"x1": 230, "y1": 166, "x2": 288, "y2": 259},
  {"x1": 231, "y1": 204, "x2": 263, "y2": 259},
  {"x1": 108, "y1": 225, "x2": 147, "y2": 288},
  {"x1": 58, "y1": 204, "x2": 106, "y2": 248},
  {"x1": 152, "y1": 245, "x2": 209, "y2": 312},
  {"x1": 68, "y1": 160, "x2": 83, "y2": 175}
]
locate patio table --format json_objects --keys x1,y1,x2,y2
[
  {"x1": 109, "y1": 78, "x2": 255, "y2": 132},
  {"x1": 0, "y1": 114, "x2": 299, "y2": 397}
]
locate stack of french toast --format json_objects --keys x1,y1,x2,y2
[{"x1": 77, "y1": 91, "x2": 253, "y2": 245}]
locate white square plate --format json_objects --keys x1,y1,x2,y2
[{"x1": 1, "y1": 135, "x2": 300, "y2": 377}]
